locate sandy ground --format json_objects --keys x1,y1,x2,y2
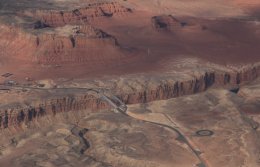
[
  {"x1": 0, "y1": 79, "x2": 259, "y2": 167},
  {"x1": 128, "y1": 81, "x2": 260, "y2": 167},
  {"x1": 0, "y1": 111, "x2": 198, "y2": 167},
  {"x1": 0, "y1": 0, "x2": 259, "y2": 82},
  {"x1": 0, "y1": 1, "x2": 259, "y2": 167}
]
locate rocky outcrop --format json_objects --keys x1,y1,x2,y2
[
  {"x1": 72, "y1": 24, "x2": 115, "y2": 39},
  {"x1": 29, "y1": 2, "x2": 132, "y2": 28},
  {"x1": 117, "y1": 65, "x2": 260, "y2": 104},
  {"x1": 0, "y1": 24, "x2": 122, "y2": 65},
  {"x1": 151, "y1": 15, "x2": 188, "y2": 31},
  {"x1": 0, "y1": 64, "x2": 259, "y2": 129},
  {"x1": 0, "y1": 94, "x2": 110, "y2": 129},
  {"x1": 0, "y1": 25, "x2": 37, "y2": 60},
  {"x1": 34, "y1": 30, "x2": 119, "y2": 64},
  {"x1": 0, "y1": 2, "x2": 131, "y2": 64}
]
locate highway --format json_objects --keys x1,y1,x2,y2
[
  {"x1": 101, "y1": 91, "x2": 208, "y2": 167},
  {"x1": 1, "y1": 84, "x2": 207, "y2": 167}
]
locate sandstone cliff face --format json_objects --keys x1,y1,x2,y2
[
  {"x1": 0, "y1": 24, "x2": 122, "y2": 65},
  {"x1": 0, "y1": 25, "x2": 36, "y2": 60},
  {"x1": 0, "y1": 64, "x2": 259, "y2": 129},
  {"x1": 0, "y1": 94, "x2": 110, "y2": 129},
  {"x1": 117, "y1": 65, "x2": 260, "y2": 104},
  {"x1": 0, "y1": 2, "x2": 131, "y2": 64},
  {"x1": 28, "y1": 2, "x2": 132, "y2": 28},
  {"x1": 35, "y1": 33, "x2": 119, "y2": 65}
]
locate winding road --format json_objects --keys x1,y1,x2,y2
[
  {"x1": 100, "y1": 91, "x2": 207, "y2": 167},
  {"x1": 1, "y1": 84, "x2": 207, "y2": 167}
]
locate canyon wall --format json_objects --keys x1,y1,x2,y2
[
  {"x1": 0, "y1": 94, "x2": 110, "y2": 129},
  {"x1": 0, "y1": 24, "x2": 127, "y2": 65},
  {"x1": 118, "y1": 65, "x2": 259, "y2": 104},
  {"x1": 0, "y1": 25, "x2": 37, "y2": 61},
  {"x1": 27, "y1": 2, "x2": 132, "y2": 27},
  {"x1": 0, "y1": 1, "x2": 134, "y2": 65},
  {"x1": 35, "y1": 33, "x2": 120, "y2": 65},
  {"x1": 0, "y1": 64, "x2": 259, "y2": 129}
]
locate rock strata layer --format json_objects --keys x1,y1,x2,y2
[
  {"x1": 27, "y1": 2, "x2": 132, "y2": 27},
  {"x1": 0, "y1": 64, "x2": 259, "y2": 129}
]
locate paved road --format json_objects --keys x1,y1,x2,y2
[
  {"x1": 1, "y1": 84, "x2": 207, "y2": 167},
  {"x1": 101, "y1": 93, "x2": 207, "y2": 167}
]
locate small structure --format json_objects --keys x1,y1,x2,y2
[
  {"x1": 196, "y1": 130, "x2": 214, "y2": 137},
  {"x1": 4, "y1": 80, "x2": 17, "y2": 86}
]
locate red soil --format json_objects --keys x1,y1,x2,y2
[{"x1": 0, "y1": 1, "x2": 259, "y2": 82}]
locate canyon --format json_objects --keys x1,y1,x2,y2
[{"x1": 0, "y1": 0, "x2": 259, "y2": 167}]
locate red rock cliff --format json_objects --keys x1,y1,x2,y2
[
  {"x1": 28, "y1": 2, "x2": 132, "y2": 27},
  {"x1": 0, "y1": 64, "x2": 259, "y2": 129}
]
